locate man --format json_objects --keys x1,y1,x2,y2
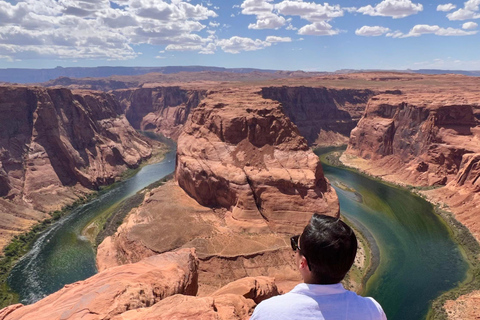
[{"x1": 251, "y1": 213, "x2": 387, "y2": 320}]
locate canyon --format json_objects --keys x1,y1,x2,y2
[{"x1": 1, "y1": 71, "x2": 480, "y2": 319}]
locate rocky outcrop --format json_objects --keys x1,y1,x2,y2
[
  {"x1": 261, "y1": 86, "x2": 373, "y2": 146},
  {"x1": 176, "y1": 87, "x2": 339, "y2": 233},
  {"x1": 96, "y1": 181, "x2": 301, "y2": 295},
  {"x1": 0, "y1": 249, "x2": 280, "y2": 320},
  {"x1": 0, "y1": 249, "x2": 199, "y2": 320},
  {"x1": 0, "y1": 86, "x2": 155, "y2": 249},
  {"x1": 344, "y1": 93, "x2": 480, "y2": 187},
  {"x1": 112, "y1": 87, "x2": 206, "y2": 139},
  {"x1": 342, "y1": 92, "x2": 480, "y2": 243}
]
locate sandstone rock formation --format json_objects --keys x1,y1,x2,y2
[
  {"x1": 0, "y1": 249, "x2": 280, "y2": 320},
  {"x1": 176, "y1": 87, "x2": 339, "y2": 233},
  {"x1": 343, "y1": 93, "x2": 480, "y2": 187},
  {"x1": 0, "y1": 86, "x2": 155, "y2": 249},
  {"x1": 0, "y1": 249, "x2": 199, "y2": 320},
  {"x1": 112, "y1": 87, "x2": 205, "y2": 139},
  {"x1": 261, "y1": 86, "x2": 373, "y2": 146}
]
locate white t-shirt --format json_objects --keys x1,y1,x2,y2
[{"x1": 250, "y1": 283, "x2": 387, "y2": 320}]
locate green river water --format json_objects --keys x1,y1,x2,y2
[
  {"x1": 7, "y1": 147, "x2": 469, "y2": 320},
  {"x1": 319, "y1": 151, "x2": 468, "y2": 320}
]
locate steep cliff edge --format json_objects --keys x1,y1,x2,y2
[
  {"x1": 261, "y1": 86, "x2": 374, "y2": 146},
  {"x1": 0, "y1": 86, "x2": 155, "y2": 249},
  {"x1": 112, "y1": 87, "x2": 206, "y2": 139},
  {"x1": 176, "y1": 87, "x2": 339, "y2": 232}
]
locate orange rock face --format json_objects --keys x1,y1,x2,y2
[
  {"x1": 176, "y1": 87, "x2": 339, "y2": 233},
  {"x1": 0, "y1": 249, "x2": 280, "y2": 320},
  {"x1": 0, "y1": 86, "x2": 155, "y2": 249},
  {"x1": 0, "y1": 249, "x2": 199, "y2": 320}
]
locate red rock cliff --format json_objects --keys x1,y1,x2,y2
[
  {"x1": 261, "y1": 86, "x2": 373, "y2": 146},
  {"x1": 0, "y1": 86, "x2": 154, "y2": 248},
  {"x1": 112, "y1": 87, "x2": 205, "y2": 139},
  {"x1": 176, "y1": 87, "x2": 339, "y2": 233}
]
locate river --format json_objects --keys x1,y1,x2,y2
[
  {"x1": 319, "y1": 151, "x2": 468, "y2": 320},
  {"x1": 7, "y1": 142, "x2": 176, "y2": 304},
  {"x1": 8, "y1": 147, "x2": 468, "y2": 320}
]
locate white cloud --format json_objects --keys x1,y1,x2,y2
[
  {"x1": 240, "y1": 0, "x2": 286, "y2": 29},
  {"x1": 437, "y1": 3, "x2": 456, "y2": 12},
  {"x1": 396, "y1": 24, "x2": 478, "y2": 37},
  {"x1": 248, "y1": 13, "x2": 286, "y2": 29},
  {"x1": 447, "y1": 0, "x2": 480, "y2": 20},
  {"x1": 266, "y1": 35, "x2": 292, "y2": 42},
  {"x1": 274, "y1": 1, "x2": 343, "y2": 21},
  {"x1": 216, "y1": 36, "x2": 272, "y2": 53},
  {"x1": 412, "y1": 57, "x2": 480, "y2": 69},
  {"x1": 298, "y1": 21, "x2": 339, "y2": 35},
  {"x1": 463, "y1": 21, "x2": 478, "y2": 28},
  {"x1": 355, "y1": 26, "x2": 390, "y2": 36},
  {"x1": 0, "y1": 0, "x2": 219, "y2": 61},
  {"x1": 358, "y1": 0, "x2": 423, "y2": 18}
]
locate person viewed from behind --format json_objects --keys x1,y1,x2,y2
[{"x1": 251, "y1": 213, "x2": 387, "y2": 320}]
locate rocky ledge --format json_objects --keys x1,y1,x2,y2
[{"x1": 0, "y1": 248, "x2": 280, "y2": 320}]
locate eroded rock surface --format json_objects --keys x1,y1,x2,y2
[
  {"x1": 261, "y1": 86, "x2": 373, "y2": 146},
  {"x1": 0, "y1": 249, "x2": 199, "y2": 320},
  {"x1": 112, "y1": 87, "x2": 205, "y2": 139},
  {"x1": 176, "y1": 87, "x2": 339, "y2": 233},
  {"x1": 0, "y1": 249, "x2": 280, "y2": 320},
  {"x1": 0, "y1": 86, "x2": 155, "y2": 249},
  {"x1": 342, "y1": 92, "x2": 480, "y2": 243}
]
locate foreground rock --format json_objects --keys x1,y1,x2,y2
[
  {"x1": 0, "y1": 249, "x2": 280, "y2": 320},
  {"x1": 0, "y1": 249, "x2": 198, "y2": 320},
  {"x1": 0, "y1": 86, "x2": 156, "y2": 249}
]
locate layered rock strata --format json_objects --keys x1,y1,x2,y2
[
  {"x1": 0, "y1": 249, "x2": 280, "y2": 320},
  {"x1": 176, "y1": 87, "x2": 339, "y2": 233},
  {"x1": 112, "y1": 87, "x2": 205, "y2": 139},
  {"x1": 0, "y1": 86, "x2": 154, "y2": 248},
  {"x1": 261, "y1": 86, "x2": 373, "y2": 146}
]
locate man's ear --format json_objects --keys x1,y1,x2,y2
[{"x1": 298, "y1": 256, "x2": 309, "y2": 270}]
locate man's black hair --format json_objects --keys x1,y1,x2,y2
[{"x1": 300, "y1": 213, "x2": 357, "y2": 284}]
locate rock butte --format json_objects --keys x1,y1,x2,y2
[{"x1": 2, "y1": 72, "x2": 480, "y2": 318}]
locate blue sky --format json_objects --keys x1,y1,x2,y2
[{"x1": 0, "y1": 0, "x2": 478, "y2": 71}]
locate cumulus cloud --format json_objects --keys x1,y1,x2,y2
[
  {"x1": 392, "y1": 24, "x2": 478, "y2": 37},
  {"x1": 274, "y1": 1, "x2": 343, "y2": 21},
  {"x1": 216, "y1": 36, "x2": 272, "y2": 53},
  {"x1": 463, "y1": 21, "x2": 478, "y2": 29},
  {"x1": 357, "y1": 0, "x2": 423, "y2": 18},
  {"x1": 298, "y1": 21, "x2": 339, "y2": 35},
  {"x1": 446, "y1": 0, "x2": 480, "y2": 20},
  {"x1": 240, "y1": 0, "x2": 286, "y2": 29},
  {"x1": 266, "y1": 35, "x2": 292, "y2": 42},
  {"x1": 437, "y1": 3, "x2": 456, "y2": 12},
  {"x1": 355, "y1": 26, "x2": 390, "y2": 36},
  {"x1": 0, "y1": 0, "x2": 221, "y2": 61}
]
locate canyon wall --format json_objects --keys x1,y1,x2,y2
[
  {"x1": 112, "y1": 87, "x2": 206, "y2": 139},
  {"x1": 0, "y1": 86, "x2": 155, "y2": 248},
  {"x1": 261, "y1": 86, "x2": 374, "y2": 146}
]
